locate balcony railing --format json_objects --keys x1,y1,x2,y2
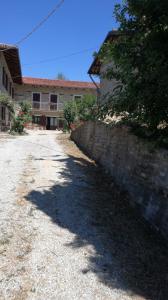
[{"x1": 32, "y1": 101, "x2": 64, "y2": 111}]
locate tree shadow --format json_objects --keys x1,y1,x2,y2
[{"x1": 26, "y1": 153, "x2": 168, "y2": 300}]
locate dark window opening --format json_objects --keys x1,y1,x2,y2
[
  {"x1": 12, "y1": 87, "x2": 14, "y2": 99},
  {"x1": 5, "y1": 74, "x2": 8, "y2": 90},
  {"x1": 74, "y1": 95, "x2": 82, "y2": 101},
  {"x1": 32, "y1": 93, "x2": 40, "y2": 109},
  {"x1": 33, "y1": 93, "x2": 40, "y2": 102},
  {"x1": 2, "y1": 67, "x2": 5, "y2": 87},
  {"x1": 50, "y1": 94, "x2": 57, "y2": 111},
  {"x1": 9, "y1": 83, "x2": 12, "y2": 96},
  {"x1": 32, "y1": 115, "x2": 41, "y2": 124},
  {"x1": 1, "y1": 107, "x2": 6, "y2": 121}
]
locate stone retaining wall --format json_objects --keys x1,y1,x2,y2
[{"x1": 71, "y1": 121, "x2": 168, "y2": 238}]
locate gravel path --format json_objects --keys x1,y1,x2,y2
[{"x1": 0, "y1": 131, "x2": 168, "y2": 300}]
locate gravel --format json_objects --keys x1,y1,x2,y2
[{"x1": 0, "y1": 130, "x2": 167, "y2": 300}]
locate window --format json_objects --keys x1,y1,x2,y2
[
  {"x1": 50, "y1": 94, "x2": 57, "y2": 111},
  {"x1": 9, "y1": 82, "x2": 12, "y2": 96},
  {"x1": 12, "y1": 87, "x2": 15, "y2": 99},
  {"x1": 5, "y1": 74, "x2": 8, "y2": 90},
  {"x1": 32, "y1": 93, "x2": 40, "y2": 109},
  {"x1": 50, "y1": 117, "x2": 58, "y2": 127},
  {"x1": 32, "y1": 115, "x2": 41, "y2": 124},
  {"x1": 74, "y1": 95, "x2": 82, "y2": 101},
  {"x1": 2, "y1": 67, "x2": 5, "y2": 87},
  {"x1": 1, "y1": 107, "x2": 6, "y2": 121},
  {"x1": 33, "y1": 93, "x2": 40, "y2": 102}
]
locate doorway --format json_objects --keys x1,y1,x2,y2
[{"x1": 46, "y1": 117, "x2": 51, "y2": 130}]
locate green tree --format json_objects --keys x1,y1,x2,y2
[
  {"x1": 64, "y1": 94, "x2": 97, "y2": 129},
  {"x1": 0, "y1": 94, "x2": 15, "y2": 116},
  {"x1": 64, "y1": 100, "x2": 77, "y2": 129},
  {"x1": 100, "y1": 0, "x2": 168, "y2": 130},
  {"x1": 56, "y1": 73, "x2": 68, "y2": 80},
  {"x1": 75, "y1": 94, "x2": 97, "y2": 121}
]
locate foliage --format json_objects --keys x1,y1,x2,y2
[
  {"x1": 75, "y1": 94, "x2": 97, "y2": 121},
  {"x1": 99, "y1": 0, "x2": 168, "y2": 130},
  {"x1": 64, "y1": 94, "x2": 97, "y2": 129},
  {"x1": 0, "y1": 94, "x2": 15, "y2": 116},
  {"x1": 56, "y1": 73, "x2": 68, "y2": 80},
  {"x1": 64, "y1": 100, "x2": 77, "y2": 129},
  {"x1": 19, "y1": 101, "x2": 32, "y2": 116},
  {"x1": 11, "y1": 101, "x2": 32, "y2": 134}
]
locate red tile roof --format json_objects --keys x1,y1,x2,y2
[{"x1": 22, "y1": 77, "x2": 98, "y2": 89}]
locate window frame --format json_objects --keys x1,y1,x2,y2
[
  {"x1": 32, "y1": 115, "x2": 41, "y2": 124},
  {"x1": 2, "y1": 67, "x2": 6, "y2": 87},
  {"x1": 32, "y1": 92, "x2": 41, "y2": 109},
  {"x1": 1, "y1": 106, "x2": 6, "y2": 121},
  {"x1": 73, "y1": 95, "x2": 83, "y2": 101},
  {"x1": 49, "y1": 93, "x2": 58, "y2": 111}
]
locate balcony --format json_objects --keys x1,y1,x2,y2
[{"x1": 32, "y1": 102, "x2": 64, "y2": 111}]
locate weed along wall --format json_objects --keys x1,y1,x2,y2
[{"x1": 71, "y1": 121, "x2": 168, "y2": 238}]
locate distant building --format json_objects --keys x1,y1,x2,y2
[
  {"x1": 15, "y1": 77, "x2": 97, "y2": 130},
  {"x1": 0, "y1": 43, "x2": 97, "y2": 131}
]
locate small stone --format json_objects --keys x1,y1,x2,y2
[{"x1": 31, "y1": 287, "x2": 36, "y2": 293}]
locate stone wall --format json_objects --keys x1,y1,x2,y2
[{"x1": 71, "y1": 121, "x2": 168, "y2": 238}]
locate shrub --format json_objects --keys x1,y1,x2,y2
[{"x1": 11, "y1": 101, "x2": 32, "y2": 134}]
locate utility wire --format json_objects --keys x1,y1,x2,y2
[
  {"x1": 0, "y1": 0, "x2": 65, "y2": 52},
  {"x1": 16, "y1": 0, "x2": 64, "y2": 45},
  {"x1": 8, "y1": 47, "x2": 96, "y2": 80},
  {"x1": 22, "y1": 47, "x2": 96, "y2": 66}
]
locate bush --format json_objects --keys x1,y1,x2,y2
[{"x1": 11, "y1": 101, "x2": 32, "y2": 134}]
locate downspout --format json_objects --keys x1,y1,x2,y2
[{"x1": 89, "y1": 74, "x2": 101, "y2": 105}]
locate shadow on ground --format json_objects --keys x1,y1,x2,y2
[{"x1": 26, "y1": 151, "x2": 168, "y2": 300}]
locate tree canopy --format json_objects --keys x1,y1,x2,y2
[
  {"x1": 55, "y1": 73, "x2": 68, "y2": 80},
  {"x1": 100, "y1": 0, "x2": 168, "y2": 130},
  {"x1": 64, "y1": 94, "x2": 97, "y2": 129}
]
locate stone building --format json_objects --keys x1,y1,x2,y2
[
  {"x1": 15, "y1": 77, "x2": 97, "y2": 130},
  {"x1": 0, "y1": 43, "x2": 97, "y2": 131},
  {"x1": 0, "y1": 44, "x2": 22, "y2": 131}
]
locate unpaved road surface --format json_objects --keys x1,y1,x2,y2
[{"x1": 0, "y1": 130, "x2": 168, "y2": 300}]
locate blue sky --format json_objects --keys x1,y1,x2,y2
[{"x1": 0, "y1": 0, "x2": 121, "y2": 81}]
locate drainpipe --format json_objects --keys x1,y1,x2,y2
[{"x1": 89, "y1": 74, "x2": 101, "y2": 105}]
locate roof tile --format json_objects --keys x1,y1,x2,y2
[{"x1": 22, "y1": 77, "x2": 98, "y2": 89}]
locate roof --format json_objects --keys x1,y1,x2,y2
[
  {"x1": 88, "y1": 30, "x2": 121, "y2": 75},
  {"x1": 22, "y1": 77, "x2": 98, "y2": 89},
  {"x1": 0, "y1": 44, "x2": 22, "y2": 84}
]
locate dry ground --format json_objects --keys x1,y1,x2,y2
[{"x1": 0, "y1": 130, "x2": 168, "y2": 300}]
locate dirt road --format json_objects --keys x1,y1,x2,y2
[{"x1": 0, "y1": 131, "x2": 168, "y2": 300}]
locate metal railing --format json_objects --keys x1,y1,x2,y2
[{"x1": 32, "y1": 101, "x2": 64, "y2": 111}]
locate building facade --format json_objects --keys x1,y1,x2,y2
[
  {"x1": 15, "y1": 77, "x2": 97, "y2": 130},
  {"x1": 88, "y1": 30, "x2": 120, "y2": 104},
  {"x1": 0, "y1": 43, "x2": 97, "y2": 131},
  {"x1": 0, "y1": 44, "x2": 22, "y2": 131}
]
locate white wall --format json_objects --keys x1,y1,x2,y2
[{"x1": 99, "y1": 62, "x2": 120, "y2": 104}]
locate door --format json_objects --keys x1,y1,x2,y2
[{"x1": 46, "y1": 117, "x2": 51, "y2": 130}]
